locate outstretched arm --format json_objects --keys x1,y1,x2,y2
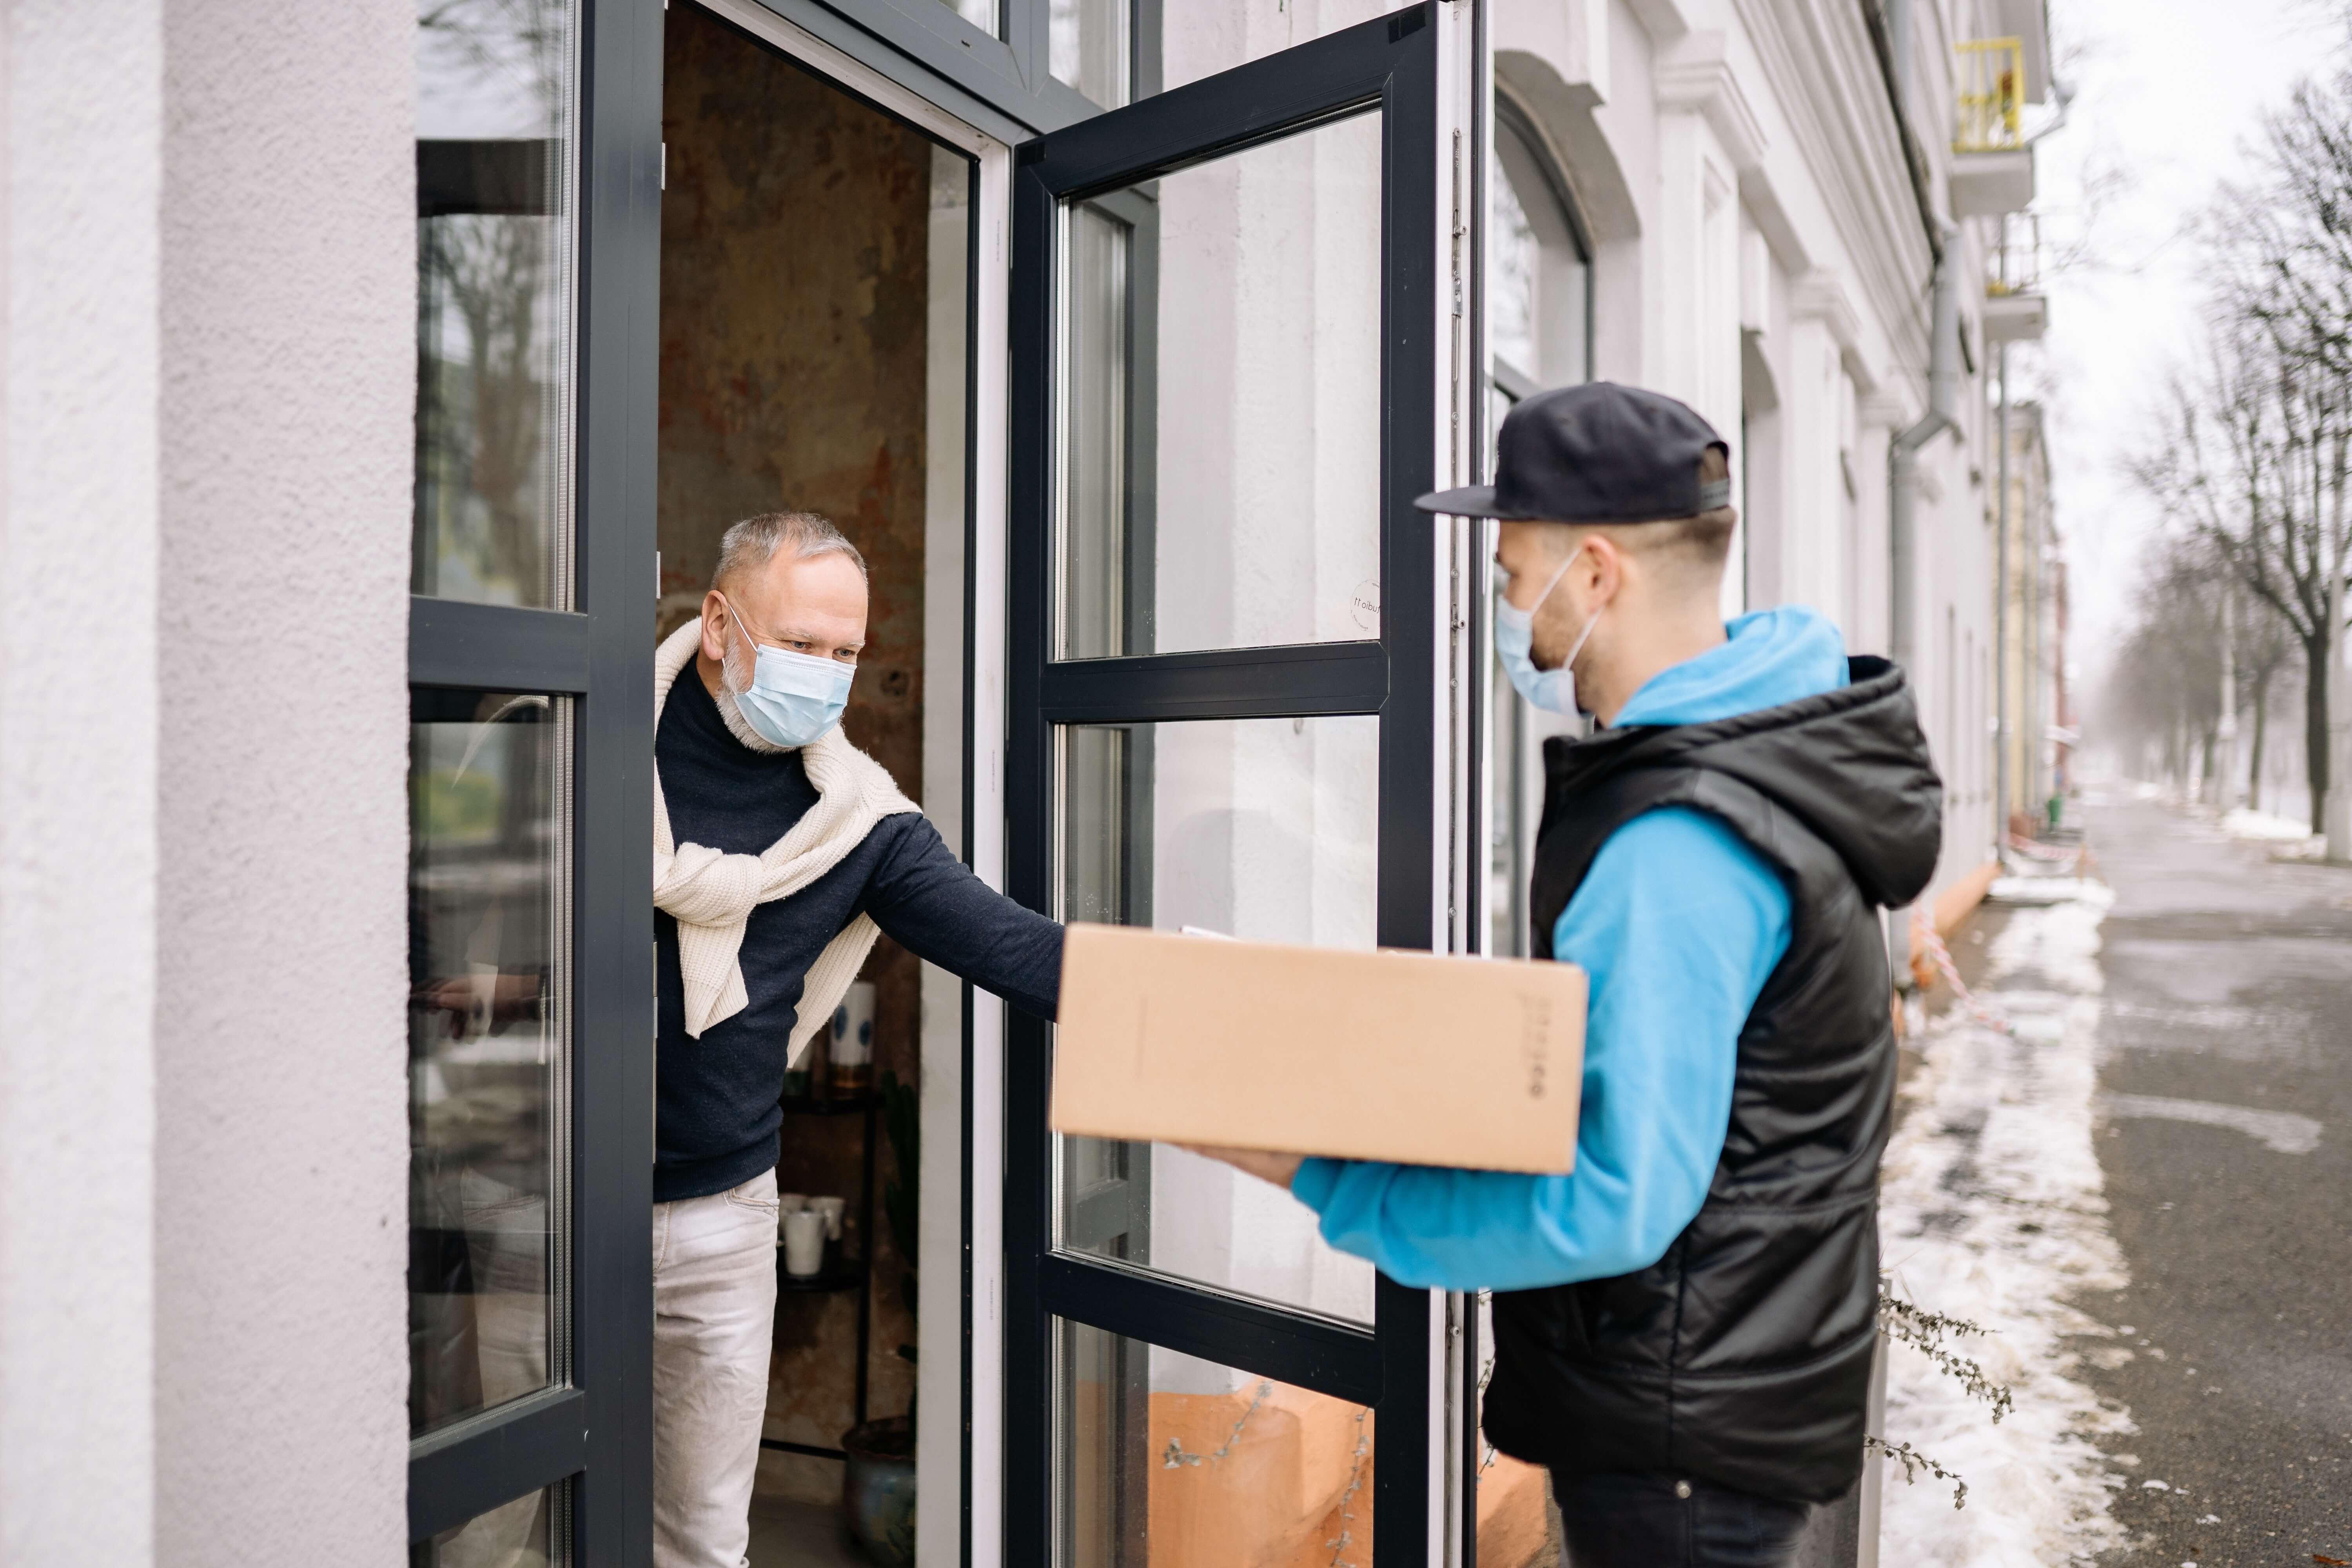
[
  {"x1": 1270, "y1": 808, "x2": 1789, "y2": 1292},
  {"x1": 860, "y1": 814, "x2": 1063, "y2": 1018}
]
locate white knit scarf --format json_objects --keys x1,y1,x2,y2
[{"x1": 652, "y1": 619, "x2": 920, "y2": 1057}]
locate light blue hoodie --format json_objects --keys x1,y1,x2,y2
[{"x1": 1288, "y1": 605, "x2": 1851, "y2": 1290}]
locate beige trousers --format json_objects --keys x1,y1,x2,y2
[{"x1": 653, "y1": 1169, "x2": 781, "y2": 1568}]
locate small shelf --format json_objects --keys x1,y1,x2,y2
[
  {"x1": 758, "y1": 1436, "x2": 846, "y2": 1463},
  {"x1": 776, "y1": 1249, "x2": 866, "y2": 1294},
  {"x1": 779, "y1": 1091, "x2": 875, "y2": 1117}
]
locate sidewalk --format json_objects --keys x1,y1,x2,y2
[
  {"x1": 1875, "y1": 865, "x2": 2131, "y2": 1563},
  {"x1": 1873, "y1": 791, "x2": 2352, "y2": 1564}
]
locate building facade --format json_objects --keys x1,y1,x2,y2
[
  {"x1": 0, "y1": 0, "x2": 2045, "y2": 1563},
  {"x1": 1993, "y1": 398, "x2": 2061, "y2": 834}
]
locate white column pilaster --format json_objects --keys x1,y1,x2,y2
[{"x1": 0, "y1": 4, "x2": 164, "y2": 1561}]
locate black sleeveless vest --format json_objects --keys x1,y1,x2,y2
[{"x1": 1481, "y1": 657, "x2": 1943, "y2": 1504}]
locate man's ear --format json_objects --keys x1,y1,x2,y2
[
  {"x1": 699, "y1": 590, "x2": 730, "y2": 666},
  {"x1": 1583, "y1": 532, "x2": 1628, "y2": 604}
]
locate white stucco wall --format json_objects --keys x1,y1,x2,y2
[
  {"x1": 0, "y1": 4, "x2": 165, "y2": 1562},
  {"x1": 152, "y1": 0, "x2": 413, "y2": 1561}
]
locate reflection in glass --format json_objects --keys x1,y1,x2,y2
[
  {"x1": 410, "y1": 1482, "x2": 564, "y2": 1568},
  {"x1": 1155, "y1": 0, "x2": 1391, "y2": 94},
  {"x1": 1051, "y1": 0, "x2": 1129, "y2": 107},
  {"x1": 414, "y1": 0, "x2": 577, "y2": 608},
  {"x1": 1060, "y1": 206, "x2": 1135, "y2": 660},
  {"x1": 1058, "y1": 1321, "x2": 1374, "y2": 1568},
  {"x1": 1057, "y1": 111, "x2": 1383, "y2": 661},
  {"x1": 1489, "y1": 157, "x2": 1540, "y2": 379},
  {"x1": 1488, "y1": 635, "x2": 1532, "y2": 959},
  {"x1": 939, "y1": 0, "x2": 999, "y2": 33},
  {"x1": 1055, "y1": 717, "x2": 1377, "y2": 1322},
  {"x1": 409, "y1": 691, "x2": 569, "y2": 1438},
  {"x1": 1489, "y1": 118, "x2": 1591, "y2": 388}
]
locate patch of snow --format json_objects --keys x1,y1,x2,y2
[
  {"x1": 2099, "y1": 1093, "x2": 2323, "y2": 1155},
  {"x1": 1989, "y1": 876, "x2": 2104, "y2": 907},
  {"x1": 2130, "y1": 781, "x2": 2164, "y2": 801},
  {"x1": 1877, "y1": 884, "x2": 2132, "y2": 1564},
  {"x1": 2219, "y1": 806, "x2": 2316, "y2": 842}
]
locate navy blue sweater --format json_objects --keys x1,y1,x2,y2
[{"x1": 655, "y1": 669, "x2": 1061, "y2": 1202}]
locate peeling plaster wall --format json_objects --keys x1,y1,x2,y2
[
  {"x1": 0, "y1": 3, "x2": 164, "y2": 1560},
  {"x1": 153, "y1": 0, "x2": 414, "y2": 1560}
]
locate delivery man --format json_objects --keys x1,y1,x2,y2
[{"x1": 1192, "y1": 383, "x2": 1943, "y2": 1566}]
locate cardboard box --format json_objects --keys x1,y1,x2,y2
[{"x1": 1050, "y1": 924, "x2": 1587, "y2": 1174}]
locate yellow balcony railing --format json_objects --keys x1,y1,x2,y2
[
  {"x1": 1955, "y1": 38, "x2": 2025, "y2": 153},
  {"x1": 1987, "y1": 212, "x2": 2043, "y2": 296}
]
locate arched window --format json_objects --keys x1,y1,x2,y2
[
  {"x1": 1488, "y1": 98, "x2": 1593, "y2": 397},
  {"x1": 1486, "y1": 98, "x2": 1594, "y2": 957}
]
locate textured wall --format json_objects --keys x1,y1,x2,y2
[
  {"x1": 0, "y1": 3, "x2": 164, "y2": 1561},
  {"x1": 153, "y1": 0, "x2": 414, "y2": 1560},
  {"x1": 658, "y1": 7, "x2": 933, "y2": 1500}
]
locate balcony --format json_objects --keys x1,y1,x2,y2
[
  {"x1": 1984, "y1": 213, "x2": 2046, "y2": 345},
  {"x1": 1950, "y1": 38, "x2": 2035, "y2": 218}
]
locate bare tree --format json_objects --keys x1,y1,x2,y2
[
  {"x1": 2099, "y1": 534, "x2": 2223, "y2": 793},
  {"x1": 2131, "y1": 131, "x2": 2352, "y2": 831},
  {"x1": 2234, "y1": 577, "x2": 2297, "y2": 812},
  {"x1": 2198, "y1": 65, "x2": 2352, "y2": 829},
  {"x1": 2096, "y1": 528, "x2": 2301, "y2": 808}
]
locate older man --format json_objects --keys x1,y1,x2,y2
[{"x1": 650, "y1": 510, "x2": 1060, "y2": 1568}]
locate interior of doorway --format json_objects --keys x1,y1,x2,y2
[{"x1": 657, "y1": 6, "x2": 972, "y2": 1561}]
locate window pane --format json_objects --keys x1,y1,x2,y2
[
  {"x1": 1061, "y1": 205, "x2": 1133, "y2": 659},
  {"x1": 1490, "y1": 123, "x2": 1590, "y2": 389},
  {"x1": 1489, "y1": 157, "x2": 1540, "y2": 381},
  {"x1": 1057, "y1": 112, "x2": 1382, "y2": 660},
  {"x1": 1057, "y1": 1321, "x2": 1373, "y2": 1568},
  {"x1": 1052, "y1": 0, "x2": 1129, "y2": 107},
  {"x1": 942, "y1": 0, "x2": 999, "y2": 35},
  {"x1": 409, "y1": 691, "x2": 570, "y2": 1437},
  {"x1": 414, "y1": 0, "x2": 578, "y2": 608},
  {"x1": 411, "y1": 1482, "x2": 566, "y2": 1566},
  {"x1": 1055, "y1": 717, "x2": 1377, "y2": 1323},
  {"x1": 1155, "y1": 0, "x2": 1396, "y2": 95}
]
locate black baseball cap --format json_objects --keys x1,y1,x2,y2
[{"x1": 1415, "y1": 381, "x2": 1730, "y2": 522}]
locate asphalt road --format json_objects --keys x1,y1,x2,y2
[{"x1": 2079, "y1": 796, "x2": 2352, "y2": 1565}]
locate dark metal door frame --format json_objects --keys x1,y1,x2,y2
[
  {"x1": 405, "y1": 0, "x2": 664, "y2": 1552},
  {"x1": 1002, "y1": 7, "x2": 1442, "y2": 1562}
]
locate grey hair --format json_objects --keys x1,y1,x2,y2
[{"x1": 711, "y1": 510, "x2": 867, "y2": 590}]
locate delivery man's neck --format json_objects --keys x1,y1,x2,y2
[{"x1": 1587, "y1": 607, "x2": 1728, "y2": 727}]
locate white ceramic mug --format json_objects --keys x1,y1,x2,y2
[
  {"x1": 782, "y1": 1209, "x2": 827, "y2": 1277},
  {"x1": 809, "y1": 1195, "x2": 847, "y2": 1241}
]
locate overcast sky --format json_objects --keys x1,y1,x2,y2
[{"x1": 2030, "y1": 0, "x2": 2341, "y2": 691}]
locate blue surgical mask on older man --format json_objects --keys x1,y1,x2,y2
[
  {"x1": 1494, "y1": 544, "x2": 1605, "y2": 715},
  {"x1": 723, "y1": 599, "x2": 855, "y2": 748}
]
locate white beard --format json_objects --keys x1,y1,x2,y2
[{"x1": 712, "y1": 653, "x2": 789, "y2": 754}]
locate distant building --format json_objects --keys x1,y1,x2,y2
[{"x1": 1996, "y1": 399, "x2": 2063, "y2": 833}]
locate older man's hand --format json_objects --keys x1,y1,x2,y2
[{"x1": 1179, "y1": 1144, "x2": 1307, "y2": 1190}]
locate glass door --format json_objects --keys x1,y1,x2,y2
[
  {"x1": 406, "y1": 0, "x2": 661, "y2": 1558},
  {"x1": 1005, "y1": 7, "x2": 1441, "y2": 1561}
]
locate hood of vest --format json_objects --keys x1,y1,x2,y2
[{"x1": 1544, "y1": 655, "x2": 1944, "y2": 909}]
